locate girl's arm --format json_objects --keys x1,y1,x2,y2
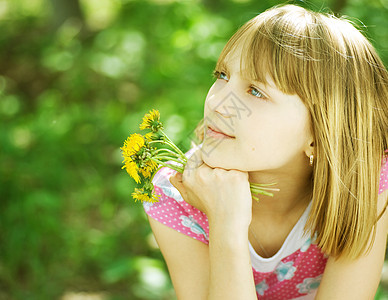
[
  {"x1": 148, "y1": 149, "x2": 257, "y2": 299},
  {"x1": 148, "y1": 215, "x2": 257, "y2": 300},
  {"x1": 148, "y1": 216, "x2": 210, "y2": 299},
  {"x1": 315, "y1": 189, "x2": 388, "y2": 300},
  {"x1": 207, "y1": 217, "x2": 256, "y2": 299}
]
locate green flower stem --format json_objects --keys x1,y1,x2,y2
[
  {"x1": 154, "y1": 148, "x2": 185, "y2": 160},
  {"x1": 250, "y1": 182, "x2": 278, "y2": 187},
  {"x1": 148, "y1": 139, "x2": 187, "y2": 163},
  {"x1": 250, "y1": 186, "x2": 280, "y2": 192},
  {"x1": 159, "y1": 129, "x2": 186, "y2": 158},
  {"x1": 154, "y1": 155, "x2": 185, "y2": 166},
  {"x1": 250, "y1": 188, "x2": 278, "y2": 202},
  {"x1": 251, "y1": 189, "x2": 275, "y2": 197},
  {"x1": 149, "y1": 165, "x2": 164, "y2": 183},
  {"x1": 151, "y1": 158, "x2": 184, "y2": 173},
  {"x1": 250, "y1": 182, "x2": 279, "y2": 197},
  {"x1": 250, "y1": 183, "x2": 279, "y2": 199}
]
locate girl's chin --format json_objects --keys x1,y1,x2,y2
[
  {"x1": 201, "y1": 154, "x2": 220, "y2": 168},
  {"x1": 200, "y1": 141, "x2": 237, "y2": 169},
  {"x1": 202, "y1": 155, "x2": 233, "y2": 170}
]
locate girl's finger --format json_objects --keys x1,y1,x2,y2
[
  {"x1": 169, "y1": 172, "x2": 182, "y2": 186},
  {"x1": 169, "y1": 172, "x2": 180, "y2": 187},
  {"x1": 169, "y1": 172, "x2": 189, "y2": 201}
]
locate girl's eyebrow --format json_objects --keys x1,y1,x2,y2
[
  {"x1": 240, "y1": 72, "x2": 265, "y2": 86},
  {"x1": 218, "y1": 62, "x2": 260, "y2": 83},
  {"x1": 217, "y1": 61, "x2": 272, "y2": 90},
  {"x1": 251, "y1": 77, "x2": 267, "y2": 86}
]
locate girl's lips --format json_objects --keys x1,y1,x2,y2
[{"x1": 206, "y1": 126, "x2": 235, "y2": 139}]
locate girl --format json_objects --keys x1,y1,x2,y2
[{"x1": 143, "y1": 4, "x2": 388, "y2": 299}]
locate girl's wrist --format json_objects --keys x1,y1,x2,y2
[
  {"x1": 208, "y1": 217, "x2": 250, "y2": 246},
  {"x1": 206, "y1": 203, "x2": 252, "y2": 234}
]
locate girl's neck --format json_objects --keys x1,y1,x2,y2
[
  {"x1": 251, "y1": 182, "x2": 312, "y2": 222},
  {"x1": 248, "y1": 163, "x2": 313, "y2": 219}
]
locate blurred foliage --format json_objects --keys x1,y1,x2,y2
[{"x1": 0, "y1": 0, "x2": 387, "y2": 299}]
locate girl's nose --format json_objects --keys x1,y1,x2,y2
[
  {"x1": 206, "y1": 83, "x2": 236, "y2": 118},
  {"x1": 207, "y1": 81, "x2": 249, "y2": 120}
]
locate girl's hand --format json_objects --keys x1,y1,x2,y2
[{"x1": 169, "y1": 148, "x2": 253, "y2": 228}]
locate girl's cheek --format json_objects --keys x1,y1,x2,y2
[
  {"x1": 204, "y1": 84, "x2": 219, "y2": 111},
  {"x1": 206, "y1": 81, "x2": 225, "y2": 98}
]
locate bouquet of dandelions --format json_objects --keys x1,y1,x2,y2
[{"x1": 121, "y1": 109, "x2": 278, "y2": 203}]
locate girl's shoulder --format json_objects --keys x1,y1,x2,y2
[{"x1": 143, "y1": 145, "x2": 210, "y2": 244}]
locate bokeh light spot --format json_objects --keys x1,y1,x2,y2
[{"x1": 0, "y1": 94, "x2": 20, "y2": 116}]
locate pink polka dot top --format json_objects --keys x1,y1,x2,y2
[{"x1": 143, "y1": 150, "x2": 388, "y2": 300}]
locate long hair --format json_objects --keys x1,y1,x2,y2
[{"x1": 196, "y1": 4, "x2": 388, "y2": 259}]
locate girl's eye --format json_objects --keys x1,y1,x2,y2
[
  {"x1": 213, "y1": 70, "x2": 229, "y2": 81},
  {"x1": 248, "y1": 86, "x2": 267, "y2": 100}
]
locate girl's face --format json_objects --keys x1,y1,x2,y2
[{"x1": 202, "y1": 50, "x2": 314, "y2": 176}]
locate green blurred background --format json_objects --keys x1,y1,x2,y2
[{"x1": 1, "y1": 0, "x2": 387, "y2": 299}]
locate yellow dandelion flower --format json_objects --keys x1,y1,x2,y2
[
  {"x1": 121, "y1": 133, "x2": 145, "y2": 156},
  {"x1": 139, "y1": 168, "x2": 151, "y2": 178},
  {"x1": 132, "y1": 188, "x2": 149, "y2": 202},
  {"x1": 139, "y1": 160, "x2": 158, "y2": 178},
  {"x1": 144, "y1": 132, "x2": 154, "y2": 141},
  {"x1": 132, "y1": 188, "x2": 160, "y2": 203},
  {"x1": 121, "y1": 133, "x2": 145, "y2": 183},
  {"x1": 144, "y1": 131, "x2": 164, "y2": 142},
  {"x1": 139, "y1": 109, "x2": 163, "y2": 132},
  {"x1": 122, "y1": 161, "x2": 141, "y2": 184}
]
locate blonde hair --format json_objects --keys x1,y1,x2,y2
[{"x1": 195, "y1": 4, "x2": 388, "y2": 260}]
